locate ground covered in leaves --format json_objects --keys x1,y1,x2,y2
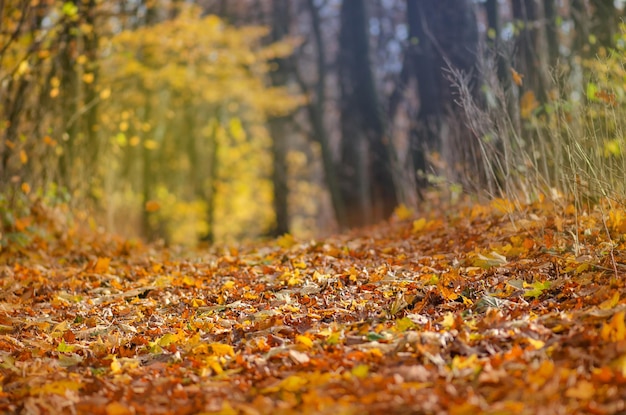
[{"x1": 1, "y1": 198, "x2": 626, "y2": 414}]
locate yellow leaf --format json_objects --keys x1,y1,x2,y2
[
  {"x1": 21, "y1": 182, "x2": 30, "y2": 195},
  {"x1": 441, "y1": 312, "x2": 456, "y2": 329},
  {"x1": 207, "y1": 343, "x2": 235, "y2": 357},
  {"x1": 490, "y1": 198, "x2": 515, "y2": 215},
  {"x1": 228, "y1": 118, "x2": 246, "y2": 141},
  {"x1": 278, "y1": 375, "x2": 308, "y2": 392},
  {"x1": 600, "y1": 292, "x2": 620, "y2": 310},
  {"x1": 351, "y1": 364, "x2": 369, "y2": 379},
  {"x1": 19, "y1": 150, "x2": 27, "y2": 164},
  {"x1": 16, "y1": 60, "x2": 29, "y2": 76},
  {"x1": 100, "y1": 88, "x2": 111, "y2": 100},
  {"x1": 608, "y1": 209, "x2": 626, "y2": 233},
  {"x1": 277, "y1": 233, "x2": 296, "y2": 248},
  {"x1": 295, "y1": 335, "x2": 313, "y2": 349},
  {"x1": 110, "y1": 358, "x2": 122, "y2": 374},
  {"x1": 451, "y1": 354, "x2": 480, "y2": 371},
  {"x1": 214, "y1": 401, "x2": 237, "y2": 415},
  {"x1": 82, "y1": 73, "x2": 94, "y2": 84},
  {"x1": 293, "y1": 261, "x2": 307, "y2": 269},
  {"x1": 204, "y1": 356, "x2": 224, "y2": 375},
  {"x1": 287, "y1": 272, "x2": 303, "y2": 286},
  {"x1": 50, "y1": 320, "x2": 70, "y2": 338},
  {"x1": 601, "y1": 310, "x2": 626, "y2": 342},
  {"x1": 394, "y1": 204, "x2": 414, "y2": 221},
  {"x1": 143, "y1": 139, "x2": 158, "y2": 150},
  {"x1": 158, "y1": 333, "x2": 179, "y2": 347},
  {"x1": 30, "y1": 380, "x2": 82, "y2": 395},
  {"x1": 604, "y1": 139, "x2": 622, "y2": 157},
  {"x1": 412, "y1": 218, "x2": 427, "y2": 233},
  {"x1": 527, "y1": 338, "x2": 545, "y2": 350}
]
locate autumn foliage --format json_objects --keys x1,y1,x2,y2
[
  {"x1": 3, "y1": 2, "x2": 626, "y2": 413},
  {"x1": 1, "y1": 197, "x2": 626, "y2": 414}
]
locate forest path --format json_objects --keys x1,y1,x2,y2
[{"x1": 1, "y1": 199, "x2": 625, "y2": 414}]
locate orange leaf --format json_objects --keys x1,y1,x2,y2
[
  {"x1": 565, "y1": 380, "x2": 595, "y2": 400},
  {"x1": 520, "y1": 90, "x2": 539, "y2": 119},
  {"x1": 601, "y1": 310, "x2": 626, "y2": 342},
  {"x1": 510, "y1": 67, "x2": 524, "y2": 86},
  {"x1": 105, "y1": 402, "x2": 133, "y2": 415},
  {"x1": 93, "y1": 257, "x2": 111, "y2": 273},
  {"x1": 145, "y1": 200, "x2": 160, "y2": 212}
]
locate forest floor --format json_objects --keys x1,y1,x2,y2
[{"x1": 1, "y1": 197, "x2": 626, "y2": 414}]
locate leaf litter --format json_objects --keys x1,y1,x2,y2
[{"x1": 1, "y1": 199, "x2": 626, "y2": 414}]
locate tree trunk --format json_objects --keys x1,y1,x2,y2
[
  {"x1": 204, "y1": 116, "x2": 220, "y2": 244},
  {"x1": 267, "y1": 0, "x2": 291, "y2": 236},
  {"x1": 304, "y1": 0, "x2": 347, "y2": 230},
  {"x1": 82, "y1": 0, "x2": 100, "y2": 200},
  {"x1": 512, "y1": 0, "x2": 550, "y2": 102},
  {"x1": 140, "y1": 1, "x2": 158, "y2": 241},
  {"x1": 406, "y1": 0, "x2": 442, "y2": 195},
  {"x1": 590, "y1": 0, "x2": 618, "y2": 51},
  {"x1": 543, "y1": 0, "x2": 559, "y2": 68},
  {"x1": 58, "y1": 0, "x2": 79, "y2": 190},
  {"x1": 338, "y1": 0, "x2": 397, "y2": 228}
]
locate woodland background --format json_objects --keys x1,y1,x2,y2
[{"x1": 1, "y1": 0, "x2": 625, "y2": 246}]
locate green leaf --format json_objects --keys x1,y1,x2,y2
[
  {"x1": 61, "y1": 2, "x2": 78, "y2": 17},
  {"x1": 524, "y1": 281, "x2": 552, "y2": 299},
  {"x1": 157, "y1": 333, "x2": 178, "y2": 347},
  {"x1": 366, "y1": 332, "x2": 385, "y2": 342},
  {"x1": 57, "y1": 339, "x2": 75, "y2": 353},
  {"x1": 326, "y1": 332, "x2": 341, "y2": 345},
  {"x1": 394, "y1": 317, "x2": 415, "y2": 332},
  {"x1": 586, "y1": 82, "x2": 599, "y2": 101}
]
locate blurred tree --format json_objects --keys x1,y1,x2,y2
[
  {"x1": 299, "y1": 0, "x2": 346, "y2": 229},
  {"x1": 4, "y1": 0, "x2": 622, "y2": 245},
  {"x1": 404, "y1": 0, "x2": 481, "y2": 191},
  {"x1": 267, "y1": 0, "x2": 291, "y2": 237},
  {"x1": 338, "y1": 0, "x2": 397, "y2": 228},
  {"x1": 512, "y1": 0, "x2": 550, "y2": 102}
]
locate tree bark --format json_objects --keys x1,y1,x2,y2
[
  {"x1": 303, "y1": 0, "x2": 347, "y2": 230},
  {"x1": 267, "y1": 0, "x2": 291, "y2": 236},
  {"x1": 338, "y1": 0, "x2": 397, "y2": 228},
  {"x1": 512, "y1": 0, "x2": 550, "y2": 102}
]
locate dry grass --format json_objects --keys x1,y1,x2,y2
[{"x1": 452, "y1": 51, "x2": 626, "y2": 214}]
